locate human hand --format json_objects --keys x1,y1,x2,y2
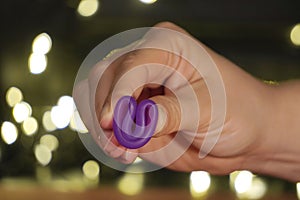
[{"x1": 73, "y1": 22, "x2": 279, "y2": 176}]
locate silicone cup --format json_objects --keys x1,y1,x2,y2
[{"x1": 113, "y1": 96, "x2": 158, "y2": 149}]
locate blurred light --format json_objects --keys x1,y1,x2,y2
[
  {"x1": 32, "y1": 33, "x2": 52, "y2": 54},
  {"x1": 34, "y1": 144, "x2": 52, "y2": 166},
  {"x1": 51, "y1": 105, "x2": 71, "y2": 129},
  {"x1": 77, "y1": 0, "x2": 99, "y2": 17},
  {"x1": 133, "y1": 157, "x2": 143, "y2": 164},
  {"x1": 6, "y1": 87, "x2": 23, "y2": 107},
  {"x1": 290, "y1": 24, "x2": 300, "y2": 46},
  {"x1": 28, "y1": 53, "x2": 47, "y2": 74},
  {"x1": 12, "y1": 101, "x2": 32, "y2": 123},
  {"x1": 1, "y1": 121, "x2": 18, "y2": 145},
  {"x1": 297, "y1": 183, "x2": 300, "y2": 200},
  {"x1": 190, "y1": 171, "x2": 211, "y2": 198},
  {"x1": 234, "y1": 171, "x2": 253, "y2": 194},
  {"x1": 139, "y1": 0, "x2": 157, "y2": 4},
  {"x1": 57, "y1": 96, "x2": 74, "y2": 117},
  {"x1": 69, "y1": 110, "x2": 88, "y2": 133},
  {"x1": 42, "y1": 111, "x2": 56, "y2": 132},
  {"x1": 118, "y1": 172, "x2": 144, "y2": 196},
  {"x1": 244, "y1": 177, "x2": 267, "y2": 199},
  {"x1": 22, "y1": 117, "x2": 38, "y2": 136},
  {"x1": 82, "y1": 160, "x2": 100, "y2": 180},
  {"x1": 40, "y1": 134, "x2": 59, "y2": 151}
]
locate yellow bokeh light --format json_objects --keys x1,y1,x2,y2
[
  {"x1": 297, "y1": 183, "x2": 300, "y2": 200},
  {"x1": 22, "y1": 117, "x2": 38, "y2": 136},
  {"x1": 1, "y1": 121, "x2": 18, "y2": 145},
  {"x1": 82, "y1": 160, "x2": 100, "y2": 180},
  {"x1": 42, "y1": 111, "x2": 56, "y2": 132},
  {"x1": 117, "y1": 172, "x2": 144, "y2": 196},
  {"x1": 234, "y1": 170, "x2": 253, "y2": 194},
  {"x1": 32, "y1": 33, "x2": 52, "y2": 54},
  {"x1": 190, "y1": 171, "x2": 211, "y2": 198},
  {"x1": 290, "y1": 24, "x2": 300, "y2": 46},
  {"x1": 40, "y1": 134, "x2": 59, "y2": 152},
  {"x1": 139, "y1": 0, "x2": 157, "y2": 4},
  {"x1": 28, "y1": 53, "x2": 47, "y2": 74},
  {"x1": 77, "y1": 0, "x2": 99, "y2": 17},
  {"x1": 6, "y1": 87, "x2": 23, "y2": 107},
  {"x1": 13, "y1": 101, "x2": 32, "y2": 123},
  {"x1": 69, "y1": 110, "x2": 88, "y2": 133},
  {"x1": 34, "y1": 144, "x2": 52, "y2": 166}
]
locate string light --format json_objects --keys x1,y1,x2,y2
[
  {"x1": 296, "y1": 183, "x2": 300, "y2": 200},
  {"x1": 12, "y1": 101, "x2": 32, "y2": 123},
  {"x1": 40, "y1": 134, "x2": 59, "y2": 151},
  {"x1": 42, "y1": 111, "x2": 56, "y2": 132},
  {"x1": 190, "y1": 171, "x2": 211, "y2": 198},
  {"x1": 22, "y1": 117, "x2": 38, "y2": 136},
  {"x1": 1, "y1": 121, "x2": 18, "y2": 145},
  {"x1": 117, "y1": 166, "x2": 144, "y2": 196},
  {"x1": 139, "y1": 0, "x2": 157, "y2": 4},
  {"x1": 77, "y1": 0, "x2": 99, "y2": 17},
  {"x1": 290, "y1": 23, "x2": 300, "y2": 46},
  {"x1": 34, "y1": 144, "x2": 52, "y2": 166},
  {"x1": 28, "y1": 53, "x2": 47, "y2": 74},
  {"x1": 6, "y1": 87, "x2": 23, "y2": 107},
  {"x1": 82, "y1": 160, "x2": 100, "y2": 180},
  {"x1": 32, "y1": 33, "x2": 52, "y2": 54}
]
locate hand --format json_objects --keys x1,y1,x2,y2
[{"x1": 73, "y1": 22, "x2": 284, "y2": 177}]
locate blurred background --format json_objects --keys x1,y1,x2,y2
[{"x1": 0, "y1": 0, "x2": 300, "y2": 199}]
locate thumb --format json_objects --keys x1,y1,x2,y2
[{"x1": 149, "y1": 95, "x2": 181, "y2": 137}]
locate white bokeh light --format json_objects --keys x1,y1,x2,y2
[
  {"x1": 34, "y1": 144, "x2": 52, "y2": 166},
  {"x1": 6, "y1": 87, "x2": 23, "y2": 107},
  {"x1": 77, "y1": 0, "x2": 99, "y2": 17},
  {"x1": 1, "y1": 121, "x2": 18, "y2": 145},
  {"x1": 139, "y1": 0, "x2": 157, "y2": 4},
  {"x1": 13, "y1": 101, "x2": 32, "y2": 123},
  {"x1": 32, "y1": 33, "x2": 52, "y2": 54},
  {"x1": 190, "y1": 171, "x2": 211, "y2": 198},
  {"x1": 22, "y1": 117, "x2": 39, "y2": 136},
  {"x1": 28, "y1": 53, "x2": 47, "y2": 74}
]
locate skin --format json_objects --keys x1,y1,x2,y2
[{"x1": 76, "y1": 22, "x2": 300, "y2": 182}]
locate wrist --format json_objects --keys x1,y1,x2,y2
[{"x1": 242, "y1": 81, "x2": 300, "y2": 181}]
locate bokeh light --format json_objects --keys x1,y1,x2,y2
[
  {"x1": 51, "y1": 106, "x2": 71, "y2": 129},
  {"x1": 40, "y1": 134, "x2": 59, "y2": 151},
  {"x1": 117, "y1": 167, "x2": 144, "y2": 196},
  {"x1": 22, "y1": 117, "x2": 38, "y2": 136},
  {"x1": 42, "y1": 111, "x2": 57, "y2": 132},
  {"x1": 12, "y1": 101, "x2": 32, "y2": 123},
  {"x1": 82, "y1": 160, "x2": 100, "y2": 180},
  {"x1": 77, "y1": 0, "x2": 99, "y2": 17},
  {"x1": 232, "y1": 170, "x2": 267, "y2": 199},
  {"x1": 139, "y1": 0, "x2": 157, "y2": 4},
  {"x1": 1, "y1": 121, "x2": 18, "y2": 145},
  {"x1": 5, "y1": 87, "x2": 23, "y2": 107},
  {"x1": 32, "y1": 33, "x2": 52, "y2": 54},
  {"x1": 57, "y1": 96, "x2": 74, "y2": 116},
  {"x1": 297, "y1": 183, "x2": 300, "y2": 200},
  {"x1": 34, "y1": 144, "x2": 52, "y2": 166},
  {"x1": 190, "y1": 171, "x2": 211, "y2": 198},
  {"x1": 69, "y1": 110, "x2": 88, "y2": 133},
  {"x1": 290, "y1": 23, "x2": 300, "y2": 46},
  {"x1": 28, "y1": 53, "x2": 48, "y2": 74}
]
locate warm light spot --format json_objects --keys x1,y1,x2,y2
[
  {"x1": 40, "y1": 134, "x2": 59, "y2": 151},
  {"x1": 42, "y1": 111, "x2": 56, "y2": 132},
  {"x1": 77, "y1": 0, "x2": 99, "y2": 17},
  {"x1": 32, "y1": 33, "x2": 52, "y2": 54},
  {"x1": 82, "y1": 160, "x2": 100, "y2": 180},
  {"x1": 234, "y1": 170, "x2": 253, "y2": 194},
  {"x1": 1, "y1": 121, "x2": 18, "y2": 145},
  {"x1": 57, "y1": 96, "x2": 74, "y2": 117},
  {"x1": 69, "y1": 110, "x2": 88, "y2": 133},
  {"x1": 51, "y1": 106, "x2": 71, "y2": 129},
  {"x1": 296, "y1": 183, "x2": 300, "y2": 200},
  {"x1": 6, "y1": 87, "x2": 23, "y2": 107},
  {"x1": 117, "y1": 172, "x2": 144, "y2": 196},
  {"x1": 28, "y1": 53, "x2": 47, "y2": 74},
  {"x1": 290, "y1": 24, "x2": 300, "y2": 46},
  {"x1": 242, "y1": 177, "x2": 267, "y2": 199},
  {"x1": 139, "y1": 0, "x2": 157, "y2": 4},
  {"x1": 22, "y1": 117, "x2": 38, "y2": 136},
  {"x1": 34, "y1": 144, "x2": 52, "y2": 166},
  {"x1": 190, "y1": 171, "x2": 211, "y2": 198},
  {"x1": 12, "y1": 101, "x2": 32, "y2": 123}
]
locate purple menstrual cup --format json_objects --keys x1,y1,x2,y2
[{"x1": 113, "y1": 96, "x2": 158, "y2": 149}]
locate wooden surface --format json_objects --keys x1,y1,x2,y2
[{"x1": 0, "y1": 185, "x2": 298, "y2": 200}]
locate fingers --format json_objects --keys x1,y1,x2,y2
[{"x1": 149, "y1": 95, "x2": 181, "y2": 137}]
